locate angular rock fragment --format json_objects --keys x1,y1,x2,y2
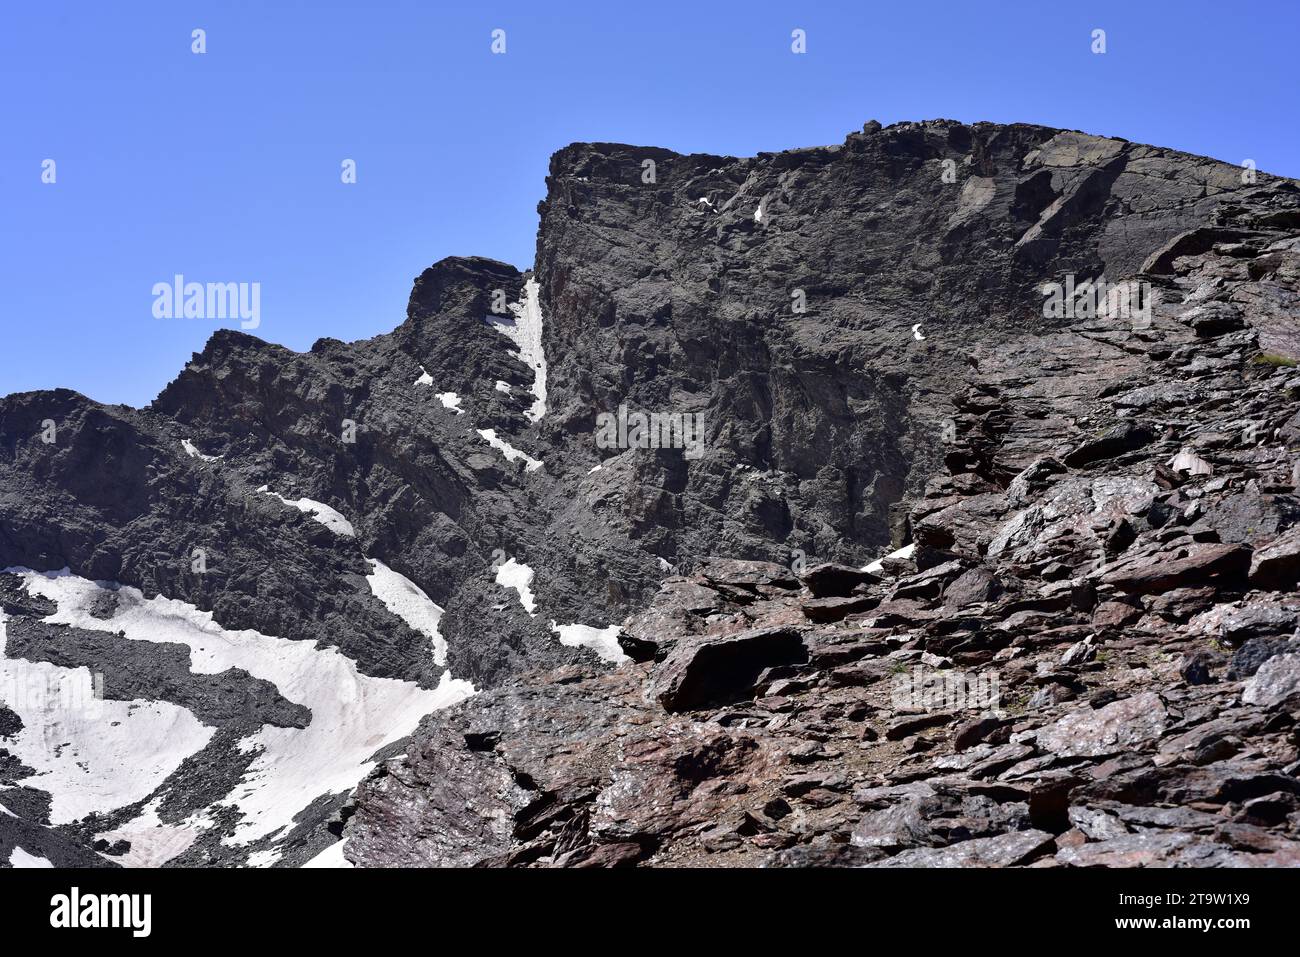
[
  {"x1": 799, "y1": 562, "x2": 879, "y2": 598},
  {"x1": 1241, "y1": 653, "x2": 1300, "y2": 707},
  {"x1": 1063, "y1": 422, "x2": 1156, "y2": 468},
  {"x1": 648, "y1": 626, "x2": 809, "y2": 712},
  {"x1": 1036, "y1": 692, "x2": 1167, "y2": 758},
  {"x1": 1102, "y1": 542, "x2": 1251, "y2": 594},
  {"x1": 1249, "y1": 526, "x2": 1300, "y2": 589},
  {"x1": 867, "y1": 830, "x2": 1055, "y2": 868}
]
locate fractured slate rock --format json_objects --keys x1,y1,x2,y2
[
  {"x1": 1063, "y1": 422, "x2": 1156, "y2": 468},
  {"x1": 648, "y1": 626, "x2": 808, "y2": 712},
  {"x1": 1249, "y1": 526, "x2": 1300, "y2": 590},
  {"x1": 1102, "y1": 542, "x2": 1252, "y2": 594},
  {"x1": 1241, "y1": 653, "x2": 1300, "y2": 707},
  {"x1": 1036, "y1": 692, "x2": 1168, "y2": 758}
]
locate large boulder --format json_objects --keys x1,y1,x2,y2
[
  {"x1": 1249, "y1": 527, "x2": 1300, "y2": 590},
  {"x1": 1102, "y1": 542, "x2": 1251, "y2": 594},
  {"x1": 648, "y1": 626, "x2": 809, "y2": 712},
  {"x1": 1063, "y1": 421, "x2": 1156, "y2": 468},
  {"x1": 1036, "y1": 692, "x2": 1168, "y2": 758}
]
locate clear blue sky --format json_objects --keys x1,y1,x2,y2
[{"x1": 3, "y1": 1, "x2": 1296, "y2": 407}]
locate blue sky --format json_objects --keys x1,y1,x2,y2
[{"x1": 3, "y1": 0, "x2": 1296, "y2": 407}]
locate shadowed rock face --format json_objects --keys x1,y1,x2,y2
[{"x1": 4, "y1": 119, "x2": 1300, "y2": 868}]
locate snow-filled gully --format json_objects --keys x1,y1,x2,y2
[{"x1": 2, "y1": 567, "x2": 474, "y2": 867}]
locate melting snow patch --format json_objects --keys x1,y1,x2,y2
[
  {"x1": 9, "y1": 847, "x2": 53, "y2": 868},
  {"x1": 0, "y1": 590, "x2": 216, "y2": 827},
  {"x1": 495, "y1": 558, "x2": 537, "y2": 616},
  {"x1": 477, "y1": 429, "x2": 543, "y2": 472},
  {"x1": 495, "y1": 380, "x2": 512, "y2": 394},
  {"x1": 434, "y1": 392, "x2": 464, "y2": 414},
  {"x1": 303, "y1": 840, "x2": 353, "y2": 868},
  {"x1": 754, "y1": 204, "x2": 763, "y2": 223},
  {"x1": 258, "y1": 488, "x2": 356, "y2": 537},
  {"x1": 92, "y1": 798, "x2": 212, "y2": 868},
  {"x1": 862, "y1": 543, "x2": 916, "y2": 575},
  {"x1": 487, "y1": 278, "x2": 547, "y2": 422},
  {"x1": 549, "y1": 622, "x2": 628, "y2": 665},
  {"x1": 16, "y1": 571, "x2": 474, "y2": 848},
  {"x1": 588, "y1": 464, "x2": 603, "y2": 474},
  {"x1": 366, "y1": 559, "x2": 448, "y2": 666},
  {"x1": 414, "y1": 366, "x2": 434, "y2": 387},
  {"x1": 181, "y1": 439, "x2": 220, "y2": 463},
  {"x1": 245, "y1": 848, "x2": 282, "y2": 868}
]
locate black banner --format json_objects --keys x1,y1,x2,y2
[{"x1": 0, "y1": 866, "x2": 1276, "y2": 944}]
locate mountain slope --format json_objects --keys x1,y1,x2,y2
[{"x1": 3, "y1": 119, "x2": 1300, "y2": 867}]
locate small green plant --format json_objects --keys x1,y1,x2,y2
[{"x1": 1252, "y1": 352, "x2": 1299, "y2": 368}]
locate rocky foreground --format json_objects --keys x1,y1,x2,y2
[{"x1": 346, "y1": 199, "x2": 1300, "y2": 867}]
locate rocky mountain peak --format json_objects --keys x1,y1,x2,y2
[{"x1": 4, "y1": 120, "x2": 1300, "y2": 868}]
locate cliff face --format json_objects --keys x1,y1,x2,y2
[
  {"x1": 346, "y1": 153, "x2": 1300, "y2": 865},
  {"x1": 3, "y1": 120, "x2": 1300, "y2": 868}
]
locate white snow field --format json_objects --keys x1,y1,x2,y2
[
  {"x1": 495, "y1": 558, "x2": 538, "y2": 615},
  {"x1": 549, "y1": 622, "x2": 629, "y2": 665},
  {"x1": 487, "y1": 278, "x2": 548, "y2": 422},
  {"x1": 14, "y1": 569, "x2": 474, "y2": 859},
  {"x1": 366, "y1": 558, "x2": 449, "y2": 666},
  {"x1": 8, "y1": 847, "x2": 53, "y2": 868},
  {"x1": 476, "y1": 428, "x2": 544, "y2": 472},
  {"x1": 414, "y1": 365, "x2": 434, "y2": 386},
  {"x1": 0, "y1": 606, "x2": 215, "y2": 826},
  {"x1": 257, "y1": 486, "x2": 357, "y2": 537}
]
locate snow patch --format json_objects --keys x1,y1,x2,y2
[
  {"x1": 366, "y1": 559, "x2": 448, "y2": 666},
  {"x1": 487, "y1": 278, "x2": 547, "y2": 422},
  {"x1": 549, "y1": 622, "x2": 628, "y2": 665},
  {"x1": 245, "y1": 848, "x2": 282, "y2": 868},
  {"x1": 477, "y1": 429, "x2": 543, "y2": 472},
  {"x1": 181, "y1": 439, "x2": 220, "y2": 463},
  {"x1": 92, "y1": 798, "x2": 211, "y2": 868},
  {"x1": 434, "y1": 392, "x2": 464, "y2": 414},
  {"x1": 414, "y1": 366, "x2": 434, "y2": 387},
  {"x1": 9, "y1": 847, "x2": 53, "y2": 868},
  {"x1": 303, "y1": 840, "x2": 353, "y2": 868},
  {"x1": 258, "y1": 488, "x2": 356, "y2": 537},
  {"x1": 494, "y1": 380, "x2": 512, "y2": 394},
  {"x1": 495, "y1": 558, "x2": 537, "y2": 616},
  {"x1": 0, "y1": 593, "x2": 215, "y2": 826},
  {"x1": 861, "y1": 543, "x2": 917, "y2": 575},
  {"x1": 16, "y1": 571, "x2": 474, "y2": 848}
]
